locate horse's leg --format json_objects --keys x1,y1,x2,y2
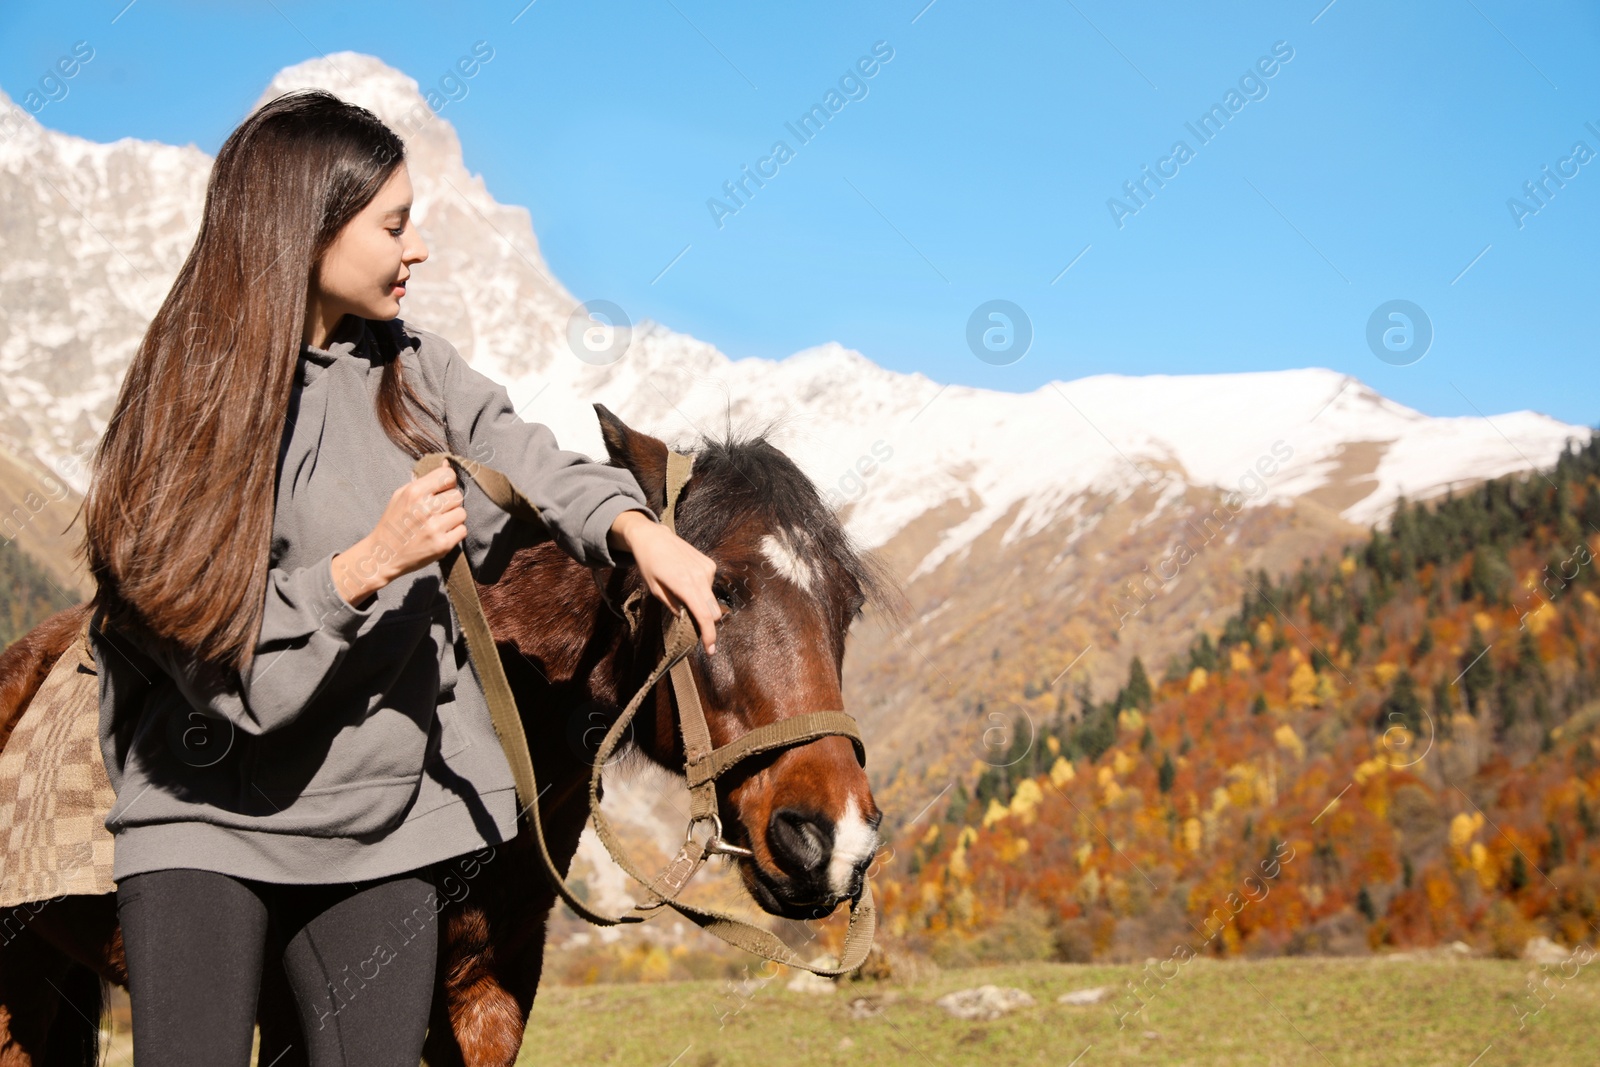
[
  {"x1": 422, "y1": 908, "x2": 528, "y2": 1067},
  {"x1": 0, "y1": 917, "x2": 95, "y2": 1067},
  {"x1": 5, "y1": 895, "x2": 121, "y2": 1067},
  {"x1": 422, "y1": 896, "x2": 536, "y2": 1067},
  {"x1": 425, "y1": 784, "x2": 587, "y2": 1067},
  {"x1": 26, "y1": 895, "x2": 122, "y2": 986}
]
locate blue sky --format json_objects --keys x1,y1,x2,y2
[{"x1": 4, "y1": 0, "x2": 1597, "y2": 426}]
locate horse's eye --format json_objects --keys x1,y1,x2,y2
[{"x1": 714, "y1": 583, "x2": 737, "y2": 610}]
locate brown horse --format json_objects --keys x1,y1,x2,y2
[{"x1": 0, "y1": 406, "x2": 903, "y2": 1066}]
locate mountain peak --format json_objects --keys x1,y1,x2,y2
[
  {"x1": 249, "y1": 53, "x2": 488, "y2": 229},
  {"x1": 0, "y1": 86, "x2": 44, "y2": 162},
  {"x1": 253, "y1": 52, "x2": 425, "y2": 120}
]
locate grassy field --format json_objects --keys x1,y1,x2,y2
[
  {"x1": 518, "y1": 957, "x2": 1598, "y2": 1067},
  {"x1": 96, "y1": 956, "x2": 1600, "y2": 1065}
]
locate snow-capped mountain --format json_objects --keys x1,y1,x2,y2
[{"x1": 2, "y1": 55, "x2": 1588, "y2": 590}]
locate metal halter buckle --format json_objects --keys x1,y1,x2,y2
[{"x1": 686, "y1": 812, "x2": 754, "y2": 858}]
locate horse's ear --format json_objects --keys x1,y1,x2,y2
[{"x1": 593, "y1": 403, "x2": 669, "y2": 514}]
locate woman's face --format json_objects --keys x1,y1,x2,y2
[{"x1": 315, "y1": 162, "x2": 428, "y2": 323}]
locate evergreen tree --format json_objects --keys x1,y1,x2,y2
[
  {"x1": 1458, "y1": 625, "x2": 1494, "y2": 717},
  {"x1": 1073, "y1": 706, "x2": 1116, "y2": 763},
  {"x1": 1340, "y1": 618, "x2": 1362, "y2": 662},
  {"x1": 1508, "y1": 852, "x2": 1528, "y2": 893},
  {"x1": 1513, "y1": 627, "x2": 1548, "y2": 690},
  {"x1": 1158, "y1": 752, "x2": 1176, "y2": 793},
  {"x1": 1468, "y1": 544, "x2": 1513, "y2": 606},
  {"x1": 1376, "y1": 669, "x2": 1424, "y2": 738},
  {"x1": 1124, "y1": 656, "x2": 1153, "y2": 709},
  {"x1": 944, "y1": 779, "x2": 970, "y2": 825}
]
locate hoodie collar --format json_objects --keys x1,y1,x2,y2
[{"x1": 298, "y1": 316, "x2": 374, "y2": 381}]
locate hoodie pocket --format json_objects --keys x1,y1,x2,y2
[{"x1": 247, "y1": 606, "x2": 443, "y2": 817}]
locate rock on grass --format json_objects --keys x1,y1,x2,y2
[{"x1": 934, "y1": 985, "x2": 1036, "y2": 1020}]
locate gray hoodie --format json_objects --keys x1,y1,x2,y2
[{"x1": 92, "y1": 315, "x2": 657, "y2": 884}]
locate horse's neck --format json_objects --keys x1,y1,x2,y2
[
  {"x1": 476, "y1": 545, "x2": 686, "y2": 816},
  {"x1": 477, "y1": 544, "x2": 622, "y2": 705}
]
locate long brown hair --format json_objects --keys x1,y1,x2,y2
[{"x1": 81, "y1": 89, "x2": 444, "y2": 672}]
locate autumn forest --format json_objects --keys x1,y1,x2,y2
[{"x1": 877, "y1": 433, "x2": 1600, "y2": 970}]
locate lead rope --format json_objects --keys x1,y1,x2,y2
[{"x1": 411, "y1": 449, "x2": 876, "y2": 977}]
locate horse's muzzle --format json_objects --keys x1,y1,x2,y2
[{"x1": 738, "y1": 804, "x2": 878, "y2": 920}]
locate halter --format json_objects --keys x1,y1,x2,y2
[{"x1": 413, "y1": 446, "x2": 877, "y2": 977}]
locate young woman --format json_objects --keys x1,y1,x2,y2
[{"x1": 80, "y1": 88, "x2": 722, "y2": 1064}]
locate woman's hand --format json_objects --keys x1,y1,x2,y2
[
  {"x1": 609, "y1": 510, "x2": 722, "y2": 654},
  {"x1": 332, "y1": 465, "x2": 466, "y2": 606}
]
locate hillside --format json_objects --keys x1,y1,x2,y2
[
  {"x1": 0, "y1": 538, "x2": 76, "y2": 650},
  {"x1": 877, "y1": 434, "x2": 1600, "y2": 967}
]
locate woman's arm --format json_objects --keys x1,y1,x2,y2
[
  {"x1": 437, "y1": 341, "x2": 657, "y2": 573},
  {"x1": 432, "y1": 336, "x2": 722, "y2": 652}
]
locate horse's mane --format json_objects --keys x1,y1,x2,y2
[{"x1": 675, "y1": 419, "x2": 906, "y2": 628}]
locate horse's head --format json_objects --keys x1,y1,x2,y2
[{"x1": 595, "y1": 405, "x2": 903, "y2": 920}]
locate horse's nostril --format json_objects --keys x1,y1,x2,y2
[{"x1": 766, "y1": 807, "x2": 832, "y2": 877}]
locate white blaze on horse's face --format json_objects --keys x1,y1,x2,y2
[
  {"x1": 759, "y1": 530, "x2": 816, "y2": 593},
  {"x1": 827, "y1": 795, "x2": 878, "y2": 898}
]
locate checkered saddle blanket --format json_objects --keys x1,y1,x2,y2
[{"x1": 0, "y1": 623, "x2": 117, "y2": 908}]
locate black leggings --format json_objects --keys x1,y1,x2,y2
[{"x1": 116, "y1": 866, "x2": 439, "y2": 1066}]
